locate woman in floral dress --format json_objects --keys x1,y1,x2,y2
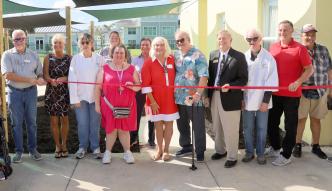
[{"x1": 44, "y1": 34, "x2": 71, "y2": 158}]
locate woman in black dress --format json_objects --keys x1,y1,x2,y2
[{"x1": 43, "y1": 34, "x2": 71, "y2": 158}]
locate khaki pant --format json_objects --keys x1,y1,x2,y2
[
  {"x1": 298, "y1": 93, "x2": 328, "y2": 119},
  {"x1": 211, "y1": 91, "x2": 241, "y2": 161}
]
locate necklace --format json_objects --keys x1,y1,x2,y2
[{"x1": 115, "y1": 63, "x2": 124, "y2": 95}]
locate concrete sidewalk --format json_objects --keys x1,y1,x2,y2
[{"x1": 1, "y1": 116, "x2": 332, "y2": 191}]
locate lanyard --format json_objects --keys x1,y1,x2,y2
[
  {"x1": 159, "y1": 60, "x2": 169, "y2": 86},
  {"x1": 115, "y1": 65, "x2": 124, "y2": 95}
]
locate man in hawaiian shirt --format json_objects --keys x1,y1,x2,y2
[{"x1": 174, "y1": 30, "x2": 209, "y2": 162}]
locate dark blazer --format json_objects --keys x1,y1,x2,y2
[{"x1": 208, "y1": 48, "x2": 248, "y2": 111}]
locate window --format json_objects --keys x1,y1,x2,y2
[
  {"x1": 128, "y1": 28, "x2": 136, "y2": 35},
  {"x1": 161, "y1": 26, "x2": 175, "y2": 36},
  {"x1": 217, "y1": 13, "x2": 226, "y2": 30},
  {"x1": 169, "y1": 39, "x2": 176, "y2": 49},
  {"x1": 36, "y1": 38, "x2": 44, "y2": 50},
  {"x1": 143, "y1": 27, "x2": 157, "y2": 36},
  {"x1": 263, "y1": 0, "x2": 278, "y2": 49},
  {"x1": 128, "y1": 40, "x2": 136, "y2": 49}
]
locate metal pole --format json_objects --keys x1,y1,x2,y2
[{"x1": 190, "y1": 102, "x2": 197, "y2": 171}]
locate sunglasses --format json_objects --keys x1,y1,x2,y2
[
  {"x1": 13, "y1": 37, "x2": 26, "y2": 43},
  {"x1": 176, "y1": 38, "x2": 185, "y2": 44},
  {"x1": 81, "y1": 41, "x2": 90, "y2": 45},
  {"x1": 246, "y1": 37, "x2": 259, "y2": 43}
]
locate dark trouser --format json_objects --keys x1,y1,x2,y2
[
  {"x1": 268, "y1": 95, "x2": 300, "y2": 159},
  {"x1": 131, "y1": 91, "x2": 146, "y2": 144},
  {"x1": 176, "y1": 104, "x2": 206, "y2": 154},
  {"x1": 148, "y1": 121, "x2": 155, "y2": 144}
]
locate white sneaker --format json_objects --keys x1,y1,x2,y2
[
  {"x1": 102, "y1": 150, "x2": 112, "y2": 164},
  {"x1": 93, "y1": 148, "x2": 102, "y2": 159},
  {"x1": 272, "y1": 154, "x2": 291, "y2": 166},
  {"x1": 264, "y1": 146, "x2": 280, "y2": 158},
  {"x1": 123, "y1": 150, "x2": 135, "y2": 164},
  {"x1": 75, "y1": 148, "x2": 86, "y2": 159}
]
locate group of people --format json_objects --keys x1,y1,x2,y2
[{"x1": 1, "y1": 19, "x2": 332, "y2": 168}]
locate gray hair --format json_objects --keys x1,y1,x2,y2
[
  {"x1": 175, "y1": 30, "x2": 191, "y2": 42},
  {"x1": 12, "y1": 29, "x2": 26, "y2": 39},
  {"x1": 245, "y1": 28, "x2": 263, "y2": 39},
  {"x1": 217, "y1": 30, "x2": 232, "y2": 40}
]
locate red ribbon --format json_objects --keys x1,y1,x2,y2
[{"x1": 51, "y1": 80, "x2": 332, "y2": 90}]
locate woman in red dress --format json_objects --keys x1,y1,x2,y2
[
  {"x1": 141, "y1": 37, "x2": 179, "y2": 161},
  {"x1": 95, "y1": 44, "x2": 141, "y2": 164}
]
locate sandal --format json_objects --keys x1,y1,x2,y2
[
  {"x1": 152, "y1": 152, "x2": 163, "y2": 161},
  {"x1": 61, "y1": 145, "x2": 69, "y2": 158},
  {"x1": 61, "y1": 150, "x2": 69, "y2": 158},
  {"x1": 162, "y1": 153, "x2": 171, "y2": 161},
  {"x1": 55, "y1": 150, "x2": 62, "y2": 158}
]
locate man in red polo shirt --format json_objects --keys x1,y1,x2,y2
[{"x1": 266, "y1": 20, "x2": 313, "y2": 166}]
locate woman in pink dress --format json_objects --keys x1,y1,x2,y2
[
  {"x1": 141, "y1": 37, "x2": 179, "y2": 161},
  {"x1": 95, "y1": 44, "x2": 141, "y2": 164}
]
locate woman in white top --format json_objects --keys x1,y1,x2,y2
[
  {"x1": 242, "y1": 29, "x2": 279, "y2": 164},
  {"x1": 69, "y1": 33, "x2": 104, "y2": 159}
]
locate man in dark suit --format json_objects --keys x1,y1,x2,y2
[{"x1": 208, "y1": 30, "x2": 248, "y2": 168}]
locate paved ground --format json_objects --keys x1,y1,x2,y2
[
  {"x1": 1, "y1": 115, "x2": 332, "y2": 191},
  {"x1": 1, "y1": 86, "x2": 332, "y2": 190}
]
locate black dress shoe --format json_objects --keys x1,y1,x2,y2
[
  {"x1": 211, "y1": 152, "x2": 227, "y2": 160},
  {"x1": 224, "y1": 160, "x2": 237, "y2": 168}
]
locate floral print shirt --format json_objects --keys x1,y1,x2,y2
[{"x1": 174, "y1": 47, "x2": 209, "y2": 105}]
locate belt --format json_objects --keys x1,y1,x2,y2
[{"x1": 8, "y1": 85, "x2": 36, "y2": 91}]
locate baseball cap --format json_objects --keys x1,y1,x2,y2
[{"x1": 301, "y1": 24, "x2": 318, "y2": 33}]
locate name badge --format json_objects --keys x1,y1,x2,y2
[
  {"x1": 167, "y1": 64, "x2": 173, "y2": 69},
  {"x1": 24, "y1": 59, "x2": 30, "y2": 63},
  {"x1": 213, "y1": 59, "x2": 218, "y2": 63}
]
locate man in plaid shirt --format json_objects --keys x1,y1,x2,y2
[{"x1": 293, "y1": 24, "x2": 332, "y2": 159}]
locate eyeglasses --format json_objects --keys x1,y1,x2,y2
[
  {"x1": 176, "y1": 38, "x2": 185, "y2": 44},
  {"x1": 13, "y1": 37, "x2": 26, "y2": 43},
  {"x1": 246, "y1": 37, "x2": 259, "y2": 43},
  {"x1": 81, "y1": 41, "x2": 90, "y2": 45}
]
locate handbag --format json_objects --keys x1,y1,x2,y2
[{"x1": 103, "y1": 96, "x2": 131, "y2": 118}]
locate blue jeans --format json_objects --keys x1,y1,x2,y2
[
  {"x1": 7, "y1": 85, "x2": 38, "y2": 153},
  {"x1": 74, "y1": 101, "x2": 101, "y2": 151},
  {"x1": 243, "y1": 110, "x2": 269, "y2": 156}
]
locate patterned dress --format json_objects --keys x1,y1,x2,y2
[
  {"x1": 100, "y1": 64, "x2": 137, "y2": 134},
  {"x1": 45, "y1": 54, "x2": 71, "y2": 116}
]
